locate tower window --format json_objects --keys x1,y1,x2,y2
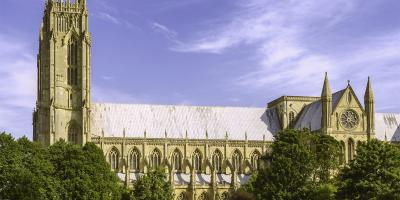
[{"x1": 68, "y1": 124, "x2": 79, "y2": 144}]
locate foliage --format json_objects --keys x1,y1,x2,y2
[
  {"x1": 0, "y1": 133, "x2": 59, "y2": 200},
  {"x1": 250, "y1": 129, "x2": 340, "y2": 200},
  {"x1": 336, "y1": 139, "x2": 400, "y2": 200},
  {"x1": 228, "y1": 188, "x2": 256, "y2": 200},
  {"x1": 0, "y1": 132, "x2": 122, "y2": 200},
  {"x1": 129, "y1": 168, "x2": 173, "y2": 200}
]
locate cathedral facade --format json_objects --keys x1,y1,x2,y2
[{"x1": 32, "y1": 1, "x2": 400, "y2": 200}]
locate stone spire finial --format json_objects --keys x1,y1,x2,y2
[
  {"x1": 321, "y1": 72, "x2": 332, "y2": 97},
  {"x1": 364, "y1": 76, "x2": 374, "y2": 100}
]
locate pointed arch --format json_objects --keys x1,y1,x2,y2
[
  {"x1": 232, "y1": 149, "x2": 242, "y2": 172},
  {"x1": 348, "y1": 138, "x2": 355, "y2": 162},
  {"x1": 192, "y1": 149, "x2": 202, "y2": 172},
  {"x1": 67, "y1": 121, "x2": 80, "y2": 145},
  {"x1": 150, "y1": 148, "x2": 161, "y2": 169},
  {"x1": 212, "y1": 149, "x2": 223, "y2": 173},
  {"x1": 339, "y1": 141, "x2": 346, "y2": 164},
  {"x1": 172, "y1": 148, "x2": 183, "y2": 171},
  {"x1": 129, "y1": 147, "x2": 141, "y2": 171},
  {"x1": 251, "y1": 150, "x2": 261, "y2": 170},
  {"x1": 108, "y1": 147, "x2": 119, "y2": 171}
]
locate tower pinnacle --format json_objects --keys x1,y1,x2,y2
[{"x1": 321, "y1": 72, "x2": 332, "y2": 97}]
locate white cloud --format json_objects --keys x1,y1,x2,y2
[
  {"x1": 170, "y1": 0, "x2": 400, "y2": 112},
  {"x1": 0, "y1": 34, "x2": 36, "y2": 138}
]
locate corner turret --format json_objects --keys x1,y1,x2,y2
[
  {"x1": 364, "y1": 77, "x2": 375, "y2": 139},
  {"x1": 321, "y1": 72, "x2": 332, "y2": 134}
]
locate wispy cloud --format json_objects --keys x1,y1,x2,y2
[
  {"x1": 93, "y1": 12, "x2": 139, "y2": 30},
  {"x1": 0, "y1": 33, "x2": 36, "y2": 138},
  {"x1": 170, "y1": 0, "x2": 400, "y2": 109}
]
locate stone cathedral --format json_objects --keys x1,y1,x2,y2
[{"x1": 32, "y1": 1, "x2": 400, "y2": 200}]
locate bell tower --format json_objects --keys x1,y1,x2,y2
[{"x1": 33, "y1": 0, "x2": 91, "y2": 146}]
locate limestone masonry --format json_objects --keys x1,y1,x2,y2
[{"x1": 32, "y1": 1, "x2": 400, "y2": 200}]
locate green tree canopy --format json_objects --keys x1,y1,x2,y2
[
  {"x1": 48, "y1": 140, "x2": 122, "y2": 200},
  {"x1": 129, "y1": 168, "x2": 173, "y2": 200},
  {"x1": 251, "y1": 129, "x2": 340, "y2": 200},
  {"x1": 337, "y1": 139, "x2": 400, "y2": 200}
]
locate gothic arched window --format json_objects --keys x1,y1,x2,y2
[
  {"x1": 129, "y1": 148, "x2": 140, "y2": 171},
  {"x1": 109, "y1": 148, "x2": 119, "y2": 171},
  {"x1": 172, "y1": 149, "x2": 182, "y2": 171},
  {"x1": 193, "y1": 149, "x2": 202, "y2": 172},
  {"x1": 251, "y1": 151, "x2": 261, "y2": 170},
  {"x1": 232, "y1": 150, "x2": 242, "y2": 172},
  {"x1": 348, "y1": 139, "x2": 354, "y2": 162},
  {"x1": 150, "y1": 149, "x2": 161, "y2": 169},
  {"x1": 340, "y1": 141, "x2": 346, "y2": 164},
  {"x1": 67, "y1": 38, "x2": 79, "y2": 86},
  {"x1": 212, "y1": 150, "x2": 222, "y2": 173},
  {"x1": 68, "y1": 124, "x2": 78, "y2": 144}
]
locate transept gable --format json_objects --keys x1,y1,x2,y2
[{"x1": 332, "y1": 85, "x2": 365, "y2": 114}]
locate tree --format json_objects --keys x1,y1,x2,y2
[
  {"x1": 0, "y1": 133, "x2": 59, "y2": 200},
  {"x1": 48, "y1": 140, "x2": 122, "y2": 200},
  {"x1": 129, "y1": 168, "x2": 173, "y2": 200},
  {"x1": 337, "y1": 139, "x2": 400, "y2": 200},
  {"x1": 250, "y1": 129, "x2": 340, "y2": 200},
  {"x1": 228, "y1": 188, "x2": 256, "y2": 200}
]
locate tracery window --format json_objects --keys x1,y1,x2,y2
[
  {"x1": 129, "y1": 148, "x2": 140, "y2": 171},
  {"x1": 109, "y1": 148, "x2": 119, "y2": 171},
  {"x1": 339, "y1": 141, "x2": 346, "y2": 164},
  {"x1": 251, "y1": 151, "x2": 260, "y2": 170},
  {"x1": 150, "y1": 149, "x2": 161, "y2": 169},
  {"x1": 67, "y1": 38, "x2": 79, "y2": 86},
  {"x1": 232, "y1": 150, "x2": 242, "y2": 171},
  {"x1": 172, "y1": 149, "x2": 182, "y2": 171},
  {"x1": 219, "y1": 192, "x2": 229, "y2": 200},
  {"x1": 68, "y1": 124, "x2": 78, "y2": 144},
  {"x1": 212, "y1": 150, "x2": 223, "y2": 173},
  {"x1": 193, "y1": 149, "x2": 202, "y2": 172},
  {"x1": 348, "y1": 139, "x2": 354, "y2": 162}
]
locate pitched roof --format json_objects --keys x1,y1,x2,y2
[
  {"x1": 91, "y1": 103, "x2": 281, "y2": 141},
  {"x1": 294, "y1": 89, "x2": 346, "y2": 131},
  {"x1": 375, "y1": 113, "x2": 400, "y2": 142}
]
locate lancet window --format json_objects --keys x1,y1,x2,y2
[
  {"x1": 232, "y1": 150, "x2": 242, "y2": 172},
  {"x1": 109, "y1": 148, "x2": 119, "y2": 171},
  {"x1": 193, "y1": 149, "x2": 202, "y2": 172},
  {"x1": 172, "y1": 149, "x2": 182, "y2": 171},
  {"x1": 150, "y1": 149, "x2": 161, "y2": 169},
  {"x1": 129, "y1": 148, "x2": 140, "y2": 171},
  {"x1": 212, "y1": 150, "x2": 222, "y2": 173}
]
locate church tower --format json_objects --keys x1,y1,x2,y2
[
  {"x1": 33, "y1": 0, "x2": 91, "y2": 146},
  {"x1": 321, "y1": 72, "x2": 332, "y2": 134},
  {"x1": 364, "y1": 77, "x2": 375, "y2": 139}
]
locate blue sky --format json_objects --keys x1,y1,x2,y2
[{"x1": 1, "y1": 0, "x2": 399, "y2": 139}]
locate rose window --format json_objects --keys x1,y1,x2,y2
[{"x1": 340, "y1": 110, "x2": 359, "y2": 129}]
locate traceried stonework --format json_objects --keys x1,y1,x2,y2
[{"x1": 340, "y1": 110, "x2": 359, "y2": 129}]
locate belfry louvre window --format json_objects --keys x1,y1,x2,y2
[{"x1": 67, "y1": 68, "x2": 78, "y2": 86}]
